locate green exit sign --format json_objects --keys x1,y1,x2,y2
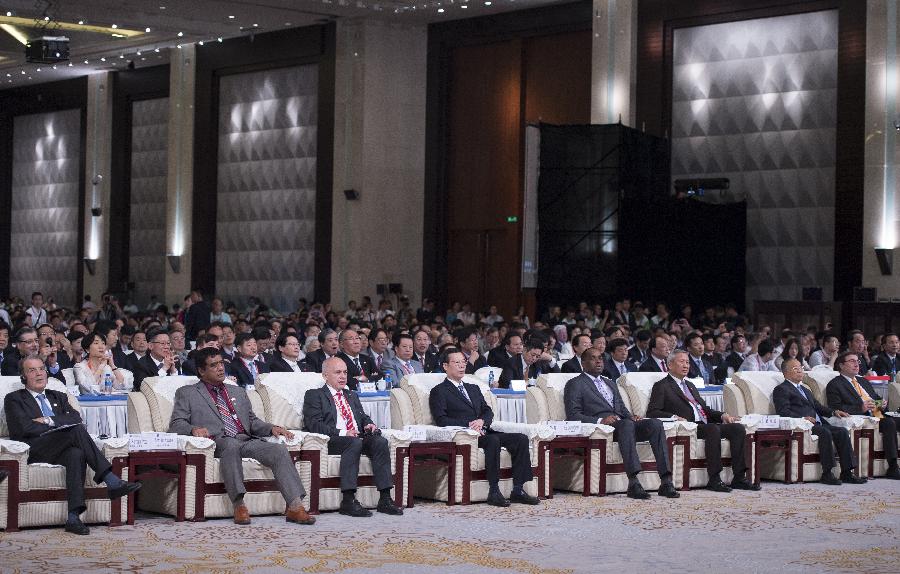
[{"x1": 507, "y1": 216, "x2": 518, "y2": 223}]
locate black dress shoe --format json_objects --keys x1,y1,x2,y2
[
  {"x1": 376, "y1": 499, "x2": 404, "y2": 515},
  {"x1": 108, "y1": 481, "x2": 142, "y2": 500},
  {"x1": 730, "y1": 479, "x2": 761, "y2": 491},
  {"x1": 840, "y1": 473, "x2": 867, "y2": 485},
  {"x1": 820, "y1": 472, "x2": 842, "y2": 486},
  {"x1": 885, "y1": 466, "x2": 900, "y2": 480},
  {"x1": 707, "y1": 479, "x2": 732, "y2": 493},
  {"x1": 658, "y1": 483, "x2": 680, "y2": 498},
  {"x1": 626, "y1": 483, "x2": 651, "y2": 500},
  {"x1": 509, "y1": 490, "x2": 540, "y2": 505},
  {"x1": 339, "y1": 498, "x2": 373, "y2": 517},
  {"x1": 64, "y1": 518, "x2": 90, "y2": 535},
  {"x1": 486, "y1": 490, "x2": 510, "y2": 507}
]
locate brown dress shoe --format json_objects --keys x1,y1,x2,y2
[
  {"x1": 233, "y1": 504, "x2": 251, "y2": 525},
  {"x1": 286, "y1": 506, "x2": 316, "y2": 525}
]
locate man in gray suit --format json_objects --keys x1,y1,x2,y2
[
  {"x1": 380, "y1": 332, "x2": 424, "y2": 387},
  {"x1": 564, "y1": 347, "x2": 679, "y2": 500},
  {"x1": 302, "y1": 357, "x2": 403, "y2": 517},
  {"x1": 168, "y1": 347, "x2": 315, "y2": 526}
]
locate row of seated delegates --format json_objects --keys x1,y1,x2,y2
[
  {"x1": 72, "y1": 332, "x2": 128, "y2": 394},
  {"x1": 3, "y1": 355, "x2": 142, "y2": 535}
]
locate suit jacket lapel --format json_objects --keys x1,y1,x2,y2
[
  {"x1": 585, "y1": 375, "x2": 614, "y2": 410},
  {"x1": 22, "y1": 389, "x2": 43, "y2": 418},
  {"x1": 669, "y1": 377, "x2": 694, "y2": 409},
  {"x1": 195, "y1": 382, "x2": 221, "y2": 419}
]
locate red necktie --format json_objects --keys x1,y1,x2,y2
[
  {"x1": 661, "y1": 359, "x2": 668, "y2": 372},
  {"x1": 334, "y1": 391, "x2": 356, "y2": 433}
]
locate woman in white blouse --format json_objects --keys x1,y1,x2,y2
[{"x1": 74, "y1": 332, "x2": 127, "y2": 394}]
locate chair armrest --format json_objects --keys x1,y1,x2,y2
[
  {"x1": 0, "y1": 438, "x2": 29, "y2": 455},
  {"x1": 824, "y1": 415, "x2": 880, "y2": 430},
  {"x1": 94, "y1": 436, "x2": 130, "y2": 459},
  {"x1": 127, "y1": 392, "x2": 153, "y2": 433},
  {"x1": 489, "y1": 421, "x2": 555, "y2": 441}
]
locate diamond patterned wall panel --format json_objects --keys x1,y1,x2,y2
[
  {"x1": 216, "y1": 65, "x2": 318, "y2": 312},
  {"x1": 10, "y1": 109, "x2": 81, "y2": 306},
  {"x1": 129, "y1": 97, "x2": 169, "y2": 307},
  {"x1": 671, "y1": 10, "x2": 838, "y2": 302}
]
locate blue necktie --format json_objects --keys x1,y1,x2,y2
[
  {"x1": 797, "y1": 385, "x2": 820, "y2": 423},
  {"x1": 36, "y1": 393, "x2": 54, "y2": 417},
  {"x1": 457, "y1": 383, "x2": 472, "y2": 404}
]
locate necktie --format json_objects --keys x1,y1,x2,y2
[
  {"x1": 619, "y1": 363, "x2": 626, "y2": 375},
  {"x1": 680, "y1": 381, "x2": 707, "y2": 423},
  {"x1": 594, "y1": 377, "x2": 615, "y2": 407},
  {"x1": 697, "y1": 358, "x2": 710, "y2": 384},
  {"x1": 661, "y1": 359, "x2": 668, "y2": 372},
  {"x1": 849, "y1": 377, "x2": 872, "y2": 402},
  {"x1": 797, "y1": 385, "x2": 820, "y2": 423},
  {"x1": 354, "y1": 357, "x2": 363, "y2": 376},
  {"x1": 214, "y1": 388, "x2": 239, "y2": 437},
  {"x1": 248, "y1": 360, "x2": 258, "y2": 382},
  {"x1": 457, "y1": 383, "x2": 472, "y2": 404},
  {"x1": 36, "y1": 393, "x2": 54, "y2": 417},
  {"x1": 403, "y1": 361, "x2": 412, "y2": 375},
  {"x1": 334, "y1": 391, "x2": 356, "y2": 432},
  {"x1": 376, "y1": 355, "x2": 382, "y2": 370}
]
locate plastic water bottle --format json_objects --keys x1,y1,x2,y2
[
  {"x1": 104, "y1": 372, "x2": 113, "y2": 395},
  {"x1": 487, "y1": 370, "x2": 495, "y2": 388},
  {"x1": 383, "y1": 372, "x2": 393, "y2": 391}
]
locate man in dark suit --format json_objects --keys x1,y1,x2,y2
[
  {"x1": 429, "y1": 348, "x2": 538, "y2": 507},
  {"x1": 561, "y1": 334, "x2": 593, "y2": 374},
  {"x1": 302, "y1": 357, "x2": 403, "y2": 517},
  {"x1": 183, "y1": 289, "x2": 211, "y2": 342},
  {"x1": 685, "y1": 332, "x2": 716, "y2": 387},
  {"x1": 226, "y1": 332, "x2": 271, "y2": 387},
  {"x1": 381, "y1": 332, "x2": 424, "y2": 387},
  {"x1": 564, "y1": 348, "x2": 677, "y2": 499},
  {"x1": 773, "y1": 358, "x2": 865, "y2": 485},
  {"x1": 169, "y1": 348, "x2": 314, "y2": 526},
  {"x1": 4, "y1": 355, "x2": 140, "y2": 534},
  {"x1": 0, "y1": 327, "x2": 40, "y2": 376},
  {"x1": 826, "y1": 351, "x2": 900, "y2": 479},
  {"x1": 871, "y1": 333, "x2": 898, "y2": 377},
  {"x1": 133, "y1": 330, "x2": 181, "y2": 391},
  {"x1": 638, "y1": 334, "x2": 670, "y2": 373},
  {"x1": 500, "y1": 339, "x2": 559, "y2": 388},
  {"x1": 723, "y1": 333, "x2": 748, "y2": 373},
  {"x1": 487, "y1": 333, "x2": 523, "y2": 371},
  {"x1": 412, "y1": 327, "x2": 440, "y2": 373},
  {"x1": 627, "y1": 330, "x2": 652, "y2": 368},
  {"x1": 457, "y1": 326, "x2": 486, "y2": 374},
  {"x1": 305, "y1": 329, "x2": 340, "y2": 373},
  {"x1": 603, "y1": 338, "x2": 636, "y2": 380},
  {"x1": 647, "y1": 349, "x2": 759, "y2": 492},
  {"x1": 269, "y1": 333, "x2": 310, "y2": 373},
  {"x1": 337, "y1": 329, "x2": 379, "y2": 390}
]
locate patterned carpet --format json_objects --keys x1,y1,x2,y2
[{"x1": 2, "y1": 480, "x2": 899, "y2": 573}]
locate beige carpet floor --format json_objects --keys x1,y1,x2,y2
[{"x1": 2, "y1": 480, "x2": 899, "y2": 573}]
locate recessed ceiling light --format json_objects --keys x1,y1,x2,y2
[
  {"x1": 36, "y1": 67, "x2": 41, "y2": 71},
  {"x1": 177, "y1": 31, "x2": 183, "y2": 37},
  {"x1": 461, "y1": 4, "x2": 467, "y2": 7},
  {"x1": 198, "y1": 40, "x2": 204, "y2": 45},
  {"x1": 100, "y1": 57, "x2": 106, "y2": 61},
  {"x1": 484, "y1": 1, "x2": 491, "y2": 4},
  {"x1": 5, "y1": 11, "x2": 11, "y2": 17},
  {"x1": 43, "y1": 16, "x2": 49, "y2": 21},
  {"x1": 154, "y1": 47, "x2": 160, "y2": 52},
  {"x1": 159, "y1": 5, "x2": 166, "y2": 9},
  {"x1": 78, "y1": 20, "x2": 84, "y2": 25},
  {"x1": 284, "y1": 22, "x2": 291, "y2": 26},
  {"x1": 84, "y1": 59, "x2": 89, "y2": 64},
  {"x1": 20, "y1": 70, "x2": 25, "y2": 74},
  {"x1": 176, "y1": 44, "x2": 181, "y2": 48},
  {"x1": 438, "y1": 7, "x2": 444, "y2": 12},
  {"x1": 119, "y1": 54, "x2": 124, "y2": 58},
  {"x1": 111, "y1": 23, "x2": 118, "y2": 28},
  {"x1": 253, "y1": 23, "x2": 258, "y2": 27},
  {"x1": 228, "y1": 15, "x2": 235, "y2": 19},
  {"x1": 217, "y1": 37, "x2": 223, "y2": 42},
  {"x1": 145, "y1": 27, "x2": 151, "y2": 32},
  {"x1": 136, "y1": 50, "x2": 141, "y2": 55}
]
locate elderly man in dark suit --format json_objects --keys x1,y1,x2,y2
[
  {"x1": 302, "y1": 357, "x2": 403, "y2": 517},
  {"x1": 132, "y1": 330, "x2": 180, "y2": 391},
  {"x1": 168, "y1": 347, "x2": 315, "y2": 525},
  {"x1": 430, "y1": 348, "x2": 538, "y2": 507},
  {"x1": 647, "y1": 349, "x2": 759, "y2": 492},
  {"x1": 638, "y1": 335, "x2": 671, "y2": 373},
  {"x1": 306, "y1": 329, "x2": 340, "y2": 373},
  {"x1": 500, "y1": 339, "x2": 559, "y2": 388},
  {"x1": 561, "y1": 334, "x2": 593, "y2": 374},
  {"x1": 4, "y1": 355, "x2": 140, "y2": 534},
  {"x1": 871, "y1": 333, "x2": 899, "y2": 376},
  {"x1": 337, "y1": 329, "x2": 379, "y2": 389},
  {"x1": 564, "y1": 348, "x2": 677, "y2": 499},
  {"x1": 380, "y1": 332, "x2": 424, "y2": 387},
  {"x1": 826, "y1": 351, "x2": 900, "y2": 479},
  {"x1": 773, "y1": 358, "x2": 864, "y2": 485}
]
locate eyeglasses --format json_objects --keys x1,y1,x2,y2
[{"x1": 150, "y1": 340, "x2": 171, "y2": 346}]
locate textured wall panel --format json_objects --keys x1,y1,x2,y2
[
  {"x1": 129, "y1": 97, "x2": 169, "y2": 307},
  {"x1": 671, "y1": 11, "x2": 838, "y2": 302},
  {"x1": 10, "y1": 109, "x2": 81, "y2": 306},
  {"x1": 216, "y1": 65, "x2": 318, "y2": 311}
]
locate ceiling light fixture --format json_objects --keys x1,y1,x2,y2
[
  {"x1": 78, "y1": 20, "x2": 84, "y2": 24},
  {"x1": 145, "y1": 27, "x2": 151, "y2": 32},
  {"x1": 5, "y1": 11, "x2": 11, "y2": 17},
  {"x1": 438, "y1": 7, "x2": 444, "y2": 11},
  {"x1": 228, "y1": 15, "x2": 235, "y2": 19},
  {"x1": 177, "y1": 31, "x2": 183, "y2": 37},
  {"x1": 100, "y1": 57, "x2": 106, "y2": 61},
  {"x1": 198, "y1": 40, "x2": 204, "y2": 45},
  {"x1": 111, "y1": 23, "x2": 118, "y2": 28}
]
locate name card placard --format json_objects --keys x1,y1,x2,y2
[
  {"x1": 403, "y1": 425, "x2": 428, "y2": 442},
  {"x1": 358, "y1": 382, "x2": 377, "y2": 393},
  {"x1": 546, "y1": 420, "x2": 582, "y2": 436},
  {"x1": 128, "y1": 432, "x2": 179, "y2": 451},
  {"x1": 757, "y1": 415, "x2": 781, "y2": 429}
]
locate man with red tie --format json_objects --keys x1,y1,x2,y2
[
  {"x1": 302, "y1": 358, "x2": 403, "y2": 517},
  {"x1": 638, "y1": 335, "x2": 671, "y2": 373}
]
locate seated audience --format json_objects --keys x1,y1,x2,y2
[
  {"x1": 366, "y1": 328, "x2": 394, "y2": 373},
  {"x1": 73, "y1": 332, "x2": 127, "y2": 394},
  {"x1": 684, "y1": 332, "x2": 715, "y2": 386},
  {"x1": 380, "y1": 332, "x2": 423, "y2": 386},
  {"x1": 227, "y1": 332, "x2": 271, "y2": 387},
  {"x1": 500, "y1": 338, "x2": 559, "y2": 388},
  {"x1": 457, "y1": 326, "x2": 486, "y2": 374},
  {"x1": 269, "y1": 333, "x2": 310, "y2": 373},
  {"x1": 561, "y1": 334, "x2": 593, "y2": 373},
  {"x1": 306, "y1": 329, "x2": 340, "y2": 373},
  {"x1": 739, "y1": 340, "x2": 779, "y2": 372},
  {"x1": 133, "y1": 330, "x2": 180, "y2": 391},
  {"x1": 603, "y1": 337, "x2": 636, "y2": 380},
  {"x1": 872, "y1": 333, "x2": 898, "y2": 376},
  {"x1": 337, "y1": 329, "x2": 379, "y2": 389},
  {"x1": 808, "y1": 334, "x2": 840, "y2": 369},
  {"x1": 638, "y1": 334, "x2": 670, "y2": 373},
  {"x1": 1, "y1": 327, "x2": 40, "y2": 376}
]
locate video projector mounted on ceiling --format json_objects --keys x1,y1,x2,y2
[{"x1": 26, "y1": 36, "x2": 70, "y2": 64}]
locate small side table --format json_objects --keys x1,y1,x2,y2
[
  {"x1": 754, "y1": 429, "x2": 794, "y2": 484},
  {"x1": 406, "y1": 441, "x2": 457, "y2": 507},
  {"x1": 127, "y1": 449, "x2": 186, "y2": 524}
]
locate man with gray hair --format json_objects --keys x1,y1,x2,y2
[{"x1": 647, "y1": 349, "x2": 759, "y2": 492}]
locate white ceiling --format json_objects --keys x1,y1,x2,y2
[{"x1": 0, "y1": 0, "x2": 571, "y2": 88}]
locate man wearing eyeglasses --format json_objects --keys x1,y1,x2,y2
[
  {"x1": 133, "y1": 329, "x2": 179, "y2": 392},
  {"x1": 429, "y1": 348, "x2": 538, "y2": 507},
  {"x1": 0, "y1": 327, "x2": 41, "y2": 376},
  {"x1": 337, "y1": 329, "x2": 378, "y2": 390},
  {"x1": 4, "y1": 355, "x2": 141, "y2": 534},
  {"x1": 826, "y1": 351, "x2": 900, "y2": 479}
]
